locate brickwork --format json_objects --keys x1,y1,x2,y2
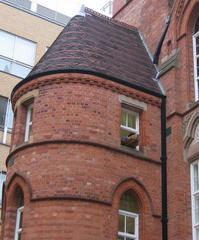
[
  {"x1": 113, "y1": 0, "x2": 199, "y2": 239},
  {"x1": 2, "y1": 72, "x2": 162, "y2": 239}
]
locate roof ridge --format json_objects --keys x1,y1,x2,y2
[{"x1": 85, "y1": 7, "x2": 137, "y2": 32}]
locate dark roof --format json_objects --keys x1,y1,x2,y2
[{"x1": 13, "y1": 8, "x2": 162, "y2": 97}]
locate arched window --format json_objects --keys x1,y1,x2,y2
[
  {"x1": 193, "y1": 17, "x2": 199, "y2": 100},
  {"x1": 14, "y1": 187, "x2": 24, "y2": 240},
  {"x1": 118, "y1": 190, "x2": 139, "y2": 240}
]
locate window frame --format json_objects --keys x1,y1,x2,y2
[
  {"x1": 24, "y1": 104, "x2": 33, "y2": 142},
  {"x1": 0, "y1": 96, "x2": 13, "y2": 144},
  {"x1": 14, "y1": 206, "x2": 24, "y2": 240},
  {"x1": 193, "y1": 30, "x2": 199, "y2": 101},
  {"x1": 0, "y1": 30, "x2": 36, "y2": 78},
  {"x1": 118, "y1": 209, "x2": 139, "y2": 240},
  {"x1": 191, "y1": 160, "x2": 199, "y2": 240},
  {"x1": 121, "y1": 108, "x2": 139, "y2": 135}
]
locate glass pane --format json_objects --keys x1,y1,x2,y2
[
  {"x1": 18, "y1": 232, "x2": 22, "y2": 240},
  {"x1": 195, "y1": 195, "x2": 199, "y2": 224},
  {"x1": 122, "y1": 110, "x2": 127, "y2": 126},
  {"x1": 0, "y1": 173, "x2": 6, "y2": 204},
  {"x1": 196, "y1": 227, "x2": 199, "y2": 240},
  {"x1": 28, "y1": 124, "x2": 32, "y2": 139},
  {"x1": 19, "y1": 211, "x2": 23, "y2": 229},
  {"x1": 121, "y1": 128, "x2": 131, "y2": 138},
  {"x1": 127, "y1": 113, "x2": 136, "y2": 129},
  {"x1": 11, "y1": 63, "x2": 31, "y2": 78},
  {"x1": 0, "y1": 97, "x2": 8, "y2": 127},
  {"x1": 126, "y1": 216, "x2": 135, "y2": 234},
  {"x1": 117, "y1": 237, "x2": 125, "y2": 240},
  {"x1": 197, "y1": 45, "x2": 199, "y2": 55},
  {"x1": 0, "y1": 57, "x2": 11, "y2": 73},
  {"x1": 14, "y1": 37, "x2": 36, "y2": 65},
  {"x1": 119, "y1": 214, "x2": 125, "y2": 232},
  {"x1": 194, "y1": 164, "x2": 199, "y2": 192},
  {"x1": 120, "y1": 190, "x2": 139, "y2": 213},
  {"x1": 0, "y1": 31, "x2": 15, "y2": 58},
  {"x1": 196, "y1": 36, "x2": 199, "y2": 45},
  {"x1": 7, "y1": 101, "x2": 13, "y2": 130},
  {"x1": 29, "y1": 107, "x2": 33, "y2": 122}
]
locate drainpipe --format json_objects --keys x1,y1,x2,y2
[
  {"x1": 161, "y1": 96, "x2": 168, "y2": 240},
  {"x1": 152, "y1": 10, "x2": 174, "y2": 240}
]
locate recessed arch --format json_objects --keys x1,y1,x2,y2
[
  {"x1": 176, "y1": 1, "x2": 199, "y2": 38},
  {"x1": 112, "y1": 176, "x2": 158, "y2": 217}
]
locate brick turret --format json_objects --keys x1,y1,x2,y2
[{"x1": 2, "y1": 9, "x2": 163, "y2": 240}]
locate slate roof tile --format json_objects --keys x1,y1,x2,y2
[{"x1": 13, "y1": 8, "x2": 162, "y2": 96}]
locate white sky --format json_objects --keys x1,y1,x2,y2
[{"x1": 32, "y1": 0, "x2": 109, "y2": 17}]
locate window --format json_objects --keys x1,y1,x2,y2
[
  {"x1": 24, "y1": 104, "x2": 33, "y2": 142},
  {"x1": 193, "y1": 17, "x2": 199, "y2": 100},
  {"x1": 121, "y1": 107, "x2": 139, "y2": 149},
  {"x1": 14, "y1": 188, "x2": 24, "y2": 240},
  {"x1": 0, "y1": 171, "x2": 6, "y2": 206},
  {"x1": 191, "y1": 161, "x2": 199, "y2": 240},
  {"x1": 118, "y1": 190, "x2": 139, "y2": 240},
  {"x1": 0, "y1": 30, "x2": 36, "y2": 78},
  {"x1": 0, "y1": 96, "x2": 13, "y2": 144}
]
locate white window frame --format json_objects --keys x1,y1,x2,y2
[
  {"x1": 24, "y1": 104, "x2": 33, "y2": 142},
  {"x1": 121, "y1": 108, "x2": 139, "y2": 135},
  {"x1": 191, "y1": 160, "x2": 199, "y2": 240},
  {"x1": 0, "y1": 96, "x2": 13, "y2": 144},
  {"x1": 193, "y1": 31, "x2": 199, "y2": 101},
  {"x1": 14, "y1": 206, "x2": 24, "y2": 240},
  {"x1": 118, "y1": 209, "x2": 139, "y2": 240}
]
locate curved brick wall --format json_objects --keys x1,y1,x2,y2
[{"x1": 3, "y1": 73, "x2": 162, "y2": 240}]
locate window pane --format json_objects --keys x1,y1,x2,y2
[
  {"x1": 0, "y1": 97, "x2": 8, "y2": 127},
  {"x1": 14, "y1": 37, "x2": 36, "y2": 65},
  {"x1": 118, "y1": 237, "x2": 125, "y2": 240},
  {"x1": 11, "y1": 63, "x2": 31, "y2": 78},
  {"x1": 196, "y1": 227, "x2": 199, "y2": 240},
  {"x1": 29, "y1": 107, "x2": 33, "y2": 122},
  {"x1": 120, "y1": 190, "x2": 139, "y2": 213},
  {"x1": 122, "y1": 110, "x2": 127, "y2": 126},
  {"x1": 0, "y1": 173, "x2": 6, "y2": 205},
  {"x1": 194, "y1": 164, "x2": 199, "y2": 192},
  {"x1": 128, "y1": 113, "x2": 136, "y2": 129},
  {"x1": 195, "y1": 195, "x2": 199, "y2": 224},
  {"x1": 126, "y1": 216, "x2": 135, "y2": 235},
  {"x1": 0, "y1": 31, "x2": 15, "y2": 58},
  {"x1": 119, "y1": 214, "x2": 125, "y2": 232},
  {"x1": 18, "y1": 232, "x2": 22, "y2": 240},
  {"x1": 7, "y1": 101, "x2": 13, "y2": 130},
  {"x1": 19, "y1": 211, "x2": 23, "y2": 229},
  {"x1": 0, "y1": 57, "x2": 11, "y2": 73},
  {"x1": 197, "y1": 45, "x2": 199, "y2": 55},
  {"x1": 196, "y1": 36, "x2": 199, "y2": 45}
]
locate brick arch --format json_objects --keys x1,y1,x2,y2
[
  {"x1": 2, "y1": 173, "x2": 32, "y2": 240},
  {"x1": 6, "y1": 172, "x2": 32, "y2": 206},
  {"x1": 176, "y1": 0, "x2": 199, "y2": 38},
  {"x1": 112, "y1": 177, "x2": 157, "y2": 217},
  {"x1": 184, "y1": 111, "x2": 199, "y2": 161}
]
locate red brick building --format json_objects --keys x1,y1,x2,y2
[
  {"x1": 1, "y1": 0, "x2": 199, "y2": 240},
  {"x1": 113, "y1": 0, "x2": 199, "y2": 240}
]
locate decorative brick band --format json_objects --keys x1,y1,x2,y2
[
  {"x1": 12, "y1": 73, "x2": 162, "y2": 108},
  {"x1": 6, "y1": 139, "x2": 161, "y2": 168}
]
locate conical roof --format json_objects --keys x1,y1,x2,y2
[{"x1": 13, "y1": 8, "x2": 162, "y2": 96}]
